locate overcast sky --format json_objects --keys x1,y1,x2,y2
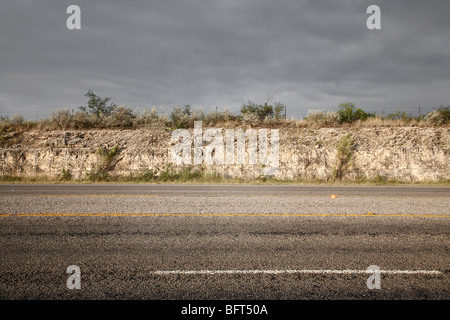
[{"x1": 1, "y1": 0, "x2": 449, "y2": 119}]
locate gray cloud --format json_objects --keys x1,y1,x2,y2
[{"x1": 0, "y1": 0, "x2": 449, "y2": 119}]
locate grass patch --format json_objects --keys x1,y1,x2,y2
[
  {"x1": 1, "y1": 173, "x2": 449, "y2": 186},
  {"x1": 59, "y1": 168, "x2": 72, "y2": 181},
  {"x1": 126, "y1": 166, "x2": 224, "y2": 183}
]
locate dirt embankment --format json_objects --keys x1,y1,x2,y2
[{"x1": 0, "y1": 127, "x2": 448, "y2": 182}]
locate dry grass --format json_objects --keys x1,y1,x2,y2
[
  {"x1": 1, "y1": 117, "x2": 448, "y2": 133},
  {"x1": 1, "y1": 109, "x2": 449, "y2": 133},
  {"x1": 348, "y1": 118, "x2": 433, "y2": 128}
]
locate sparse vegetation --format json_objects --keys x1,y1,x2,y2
[
  {"x1": 332, "y1": 134, "x2": 355, "y2": 181},
  {"x1": 60, "y1": 168, "x2": 72, "y2": 181},
  {"x1": 87, "y1": 145, "x2": 120, "y2": 181},
  {"x1": 386, "y1": 110, "x2": 412, "y2": 121},
  {"x1": 170, "y1": 105, "x2": 205, "y2": 128},
  {"x1": 157, "y1": 165, "x2": 223, "y2": 183},
  {"x1": 1, "y1": 172, "x2": 448, "y2": 186},
  {"x1": 0, "y1": 91, "x2": 448, "y2": 133}
]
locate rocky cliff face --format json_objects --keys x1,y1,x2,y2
[{"x1": 1, "y1": 127, "x2": 448, "y2": 182}]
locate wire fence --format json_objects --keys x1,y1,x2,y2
[
  {"x1": 0, "y1": 106, "x2": 444, "y2": 121},
  {"x1": 0, "y1": 111, "x2": 53, "y2": 121}
]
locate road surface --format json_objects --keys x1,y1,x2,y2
[{"x1": 0, "y1": 184, "x2": 448, "y2": 299}]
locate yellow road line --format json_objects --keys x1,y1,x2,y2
[
  {"x1": 31, "y1": 194, "x2": 450, "y2": 198},
  {"x1": 0, "y1": 213, "x2": 448, "y2": 218},
  {"x1": 38, "y1": 194, "x2": 157, "y2": 197}
]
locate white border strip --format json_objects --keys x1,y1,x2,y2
[{"x1": 153, "y1": 269, "x2": 442, "y2": 275}]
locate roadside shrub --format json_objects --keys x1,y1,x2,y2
[
  {"x1": 323, "y1": 111, "x2": 341, "y2": 126},
  {"x1": 437, "y1": 106, "x2": 450, "y2": 123},
  {"x1": 168, "y1": 105, "x2": 204, "y2": 128},
  {"x1": 0, "y1": 115, "x2": 34, "y2": 132},
  {"x1": 72, "y1": 110, "x2": 97, "y2": 129},
  {"x1": 204, "y1": 109, "x2": 237, "y2": 125},
  {"x1": 305, "y1": 110, "x2": 340, "y2": 127},
  {"x1": 170, "y1": 105, "x2": 193, "y2": 128},
  {"x1": 11, "y1": 115, "x2": 25, "y2": 126},
  {"x1": 60, "y1": 168, "x2": 72, "y2": 181},
  {"x1": 425, "y1": 109, "x2": 446, "y2": 125},
  {"x1": 241, "y1": 112, "x2": 260, "y2": 124},
  {"x1": 337, "y1": 102, "x2": 374, "y2": 123},
  {"x1": 51, "y1": 109, "x2": 73, "y2": 129},
  {"x1": 87, "y1": 145, "x2": 119, "y2": 181},
  {"x1": 332, "y1": 134, "x2": 355, "y2": 180},
  {"x1": 273, "y1": 103, "x2": 285, "y2": 120},
  {"x1": 0, "y1": 117, "x2": 11, "y2": 132},
  {"x1": 191, "y1": 108, "x2": 205, "y2": 122},
  {"x1": 107, "y1": 105, "x2": 135, "y2": 127},
  {"x1": 305, "y1": 109, "x2": 325, "y2": 123},
  {"x1": 133, "y1": 107, "x2": 167, "y2": 127},
  {"x1": 35, "y1": 118, "x2": 55, "y2": 130},
  {"x1": 240, "y1": 101, "x2": 286, "y2": 122},
  {"x1": 425, "y1": 106, "x2": 449, "y2": 125}
]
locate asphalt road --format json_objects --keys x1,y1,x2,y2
[{"x1": 0, "y1": 184, "x2": 449, "y2": 299}]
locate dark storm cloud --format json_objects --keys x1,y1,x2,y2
[{"x1": 0, "y1": 0, "x2": 449, "y2": 118}]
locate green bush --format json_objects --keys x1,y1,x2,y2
[
  {"x1": 60, "y1": 168, "x2": 72, "y2": 181},
  {"x1": 79, "y1": 90, "x2": 117, "y2": 117},
  {"x1": 337, "y1": 102, "x2": 374, "y2": 123}
]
